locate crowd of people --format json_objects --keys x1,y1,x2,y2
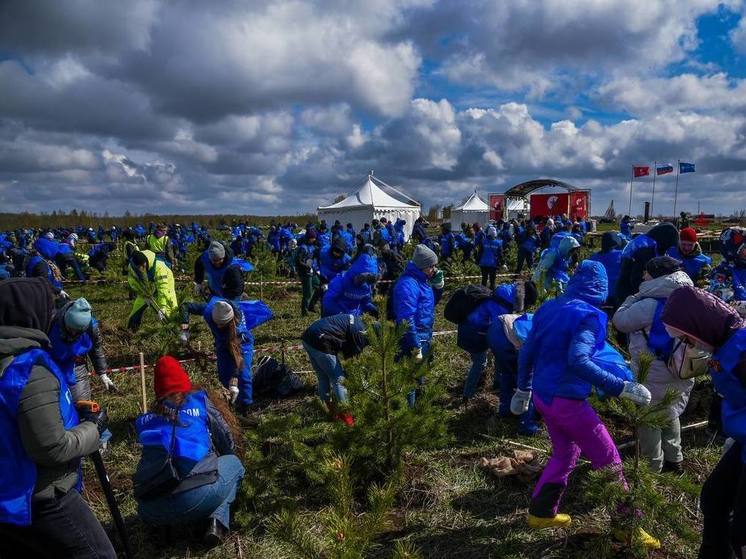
[{"x1": 0, "y1": 212, "x2": 745, "y2": 558}]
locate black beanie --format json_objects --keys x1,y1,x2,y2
[
  {"x1": 524, "y1": 280, "x2": 538, "y2": 308},
  {"x1": 645, "y1": 255, "x2": 682, "y2": 279},
  {"x1": 647, "y1": 222, "x2": 679, "y2": 255}
]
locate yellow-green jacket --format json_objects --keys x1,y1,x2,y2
[{"x1": 127, "y1": 250, "x2": 178, "y2": 320}]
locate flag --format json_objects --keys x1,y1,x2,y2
[
  {"x1": 656, "y1": 163, "x2": 673, "y2": 175},
  {"x1": 679, "y1": 161, "x2": 696, "y2": 173},
  {"x1": 633, "y1": 165, "x2": 650, "y2": 178}
]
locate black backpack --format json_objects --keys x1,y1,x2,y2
[
  {"x1": 253, "y1": 356, "x2": 304, "y2": 398},
  {"x1": 444, "y1": 284, "x2": 493, "y2": 324}
]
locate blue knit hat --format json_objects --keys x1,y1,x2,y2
[{"x1": 64, "y1": 298, "x2": 92, "y2": 332}]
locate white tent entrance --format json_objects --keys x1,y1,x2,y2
[
  {"x1": 449, "y1": 191, "x2": 489, "y2": 227},
  {"x1": 317, "y1": 173, "x2": 421, "y2": 240}
]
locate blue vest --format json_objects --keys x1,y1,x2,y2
[
  {"x1": 646, "y1": 299, "x2": 674, "y2": 362},
  {"x1": 200, "y1": 252, "x2": 234, "y2": 297},
  {"x1": 589, "y1": 249, "x2": 622, "y2": 300},
  {"x1": 48, "y1": 321, "x2": 95, "y2": 386},
  {"x1": 203, "y1": 298, "x2": 260, "y2": 370},
  {"x1": 622, "y1": 233, "x2": 656, "y2": 260},
  {"x1": 666, "y1": 246, "x2": 711, "y2": 282},
  {"x1": 0, "y1": 350, "x2": 79, "y2": 526},
  {"x1": 135, "y1": 391, "x2": 212, "y2": 474},
  {"x1": 711, "y1": 329, "x2": 746, "y2": 463},
  {"x1": 26, "y1": 255, "x2": 62, "y2": 291}
]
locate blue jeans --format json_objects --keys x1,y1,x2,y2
[
  {"x1": 302, "y1": 341, "x2": 348, "y2": 403},
  {"x1": 138, "y1": 455, "x2": 245, "y2": 529},
  {"x1": 463, "y1": 350, "x2": 488, "y2": 399},
  {"x1": 404, "y1": 340, "x2": 431, "y2": 407}
]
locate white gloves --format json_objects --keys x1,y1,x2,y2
[
  {"x1": 413, "y1": 347, "x2": 424, "y2": 363},
  {"x1": 59, "y1": 290, "x2": 70, "y2": 300},
  {"x1": 179, "y1": 328, "x2": 190, "y2": 345},
  {"x1": 510, "y1": 388, "x2": 532, "y2": 415},
  {"x1": 156, "y1": 309, "x2": 165, "y2": 322},
  {"x1": 100, "y1": 374, "x2": 117, "y2": 392},
  {"x1": 620, "y1": 381, "x2": 652, "y2": 406},
  {"x1": 193, "y1": 282, "x2": 203, "y2": 296},
  {"x1": 229, "y1": 378, "x2": 239, "y2": 404}
]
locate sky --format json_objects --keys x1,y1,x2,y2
[{"x1": 1, "y1": 0, "x2": 746, "y2": 217}]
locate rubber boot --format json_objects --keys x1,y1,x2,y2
[
  {"x1": 612, "y1": 527, "x2": 661, "y2": 550},
  {"x1": 527, "y1": 513, "x2": 572, "y2": 529}
]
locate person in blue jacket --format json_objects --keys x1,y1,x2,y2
[
  {"x1": 479, "y1": 226, "x2": 503, "y2": 290},
  {"x1": 0, "y1": 278, "x2": 115, "y2": 557},
  {"x1": 589, "y1": 231, "x2": 624, "y2": 306},
  {"x1": 665, "y1": 227, "x2": 712, "y2": 284},
  {"x1": 532, "y1": 234, "x2": 580, "y2": 294},
  {"x1": 412, "y1": 217, "x2": 429, "y2": 245},
  {"x1": 514, "y1": 260, "x2": 658, "y2": 548},
  {"x1": 393, "y1": 244, "x2": 438, "y2": 406},
  {"x1": 181, "y1": 298, "x2": 259, "y2": 413},
  {"x1": 620, "y1": 215, "x2": 633, "y2": 240},
  {"x1": 458, "y1": 281, "x2": 537, "y2": 403},
  {"x1": 319, "y1": 238, "x2": 352, "y2": 284},
  {"x1": 438, "y1": 223, "x2": 456, "y2": 260},
  {"x1": 194, "y1": 241, "x2": 245, "y2": 301},
  {"x1": 322, "y1": 253, "x2": 379, "y2": 318},
  {"x1": 393, "y1": 219, "x2": 406, "y2": 251},
  {"x1": 25, "y1": 248, "x2": 64, "y2": 293},
  {"x1": 516, "y1": 222, "x2": 539, "y2": 273},
  {"x1": 662, "y1": 286, "x2": 746, "y2": 558},
  {"x1": 134, "y1": 356, "x2": 244, "y2": 546}
]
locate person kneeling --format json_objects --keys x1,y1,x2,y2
[{"x1": 133, "y1": 356, "x2": 245, "y2": 546}]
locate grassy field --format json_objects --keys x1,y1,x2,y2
[{"x1": 62, "y1": 235, "x2": 719, "y2": 559}]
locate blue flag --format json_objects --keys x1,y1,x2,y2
[{"x1": 679, "y1": 161, "x2": 695, "y2": 173}]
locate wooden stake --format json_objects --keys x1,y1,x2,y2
[{"x1": 139, "y1": 352, "x2": 147, "y2": 413}]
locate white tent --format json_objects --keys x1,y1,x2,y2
[
  {"x1": 317, "y1": 174, "x2": 421, "y2": 240},
  {"x1": 449, "y1": 191, "x2": 489, "y2": 227},
  {"x1": 506, "y1": 198, "x2": 528, "y2": 220}
]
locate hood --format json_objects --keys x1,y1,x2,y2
[
  {"x1": 348, "y1": 253, "x2": 378, "y2": 277},
  {"x1": 564, "y1": 260, "x2": 608, "y2": 306},
  {"x1": 494, "y1": 283, "x2": 516, "y2": 311},
  {"x1": 647, "y1": 222, "x2": 679, "y2": 255},
  {"x1": 601, "y1": 231, "x2": 622, "y2": 252},
  {"x1": 33, "y1": 237, "x2": 59, "y2": 259},
  {"x1": 0, "y1": 326, "x2": 49, "y2": 358},
  {"x1": 559, "y1": 235, "x2": 580, "y2": 257},
  {"x1": 637, "y1": 270, "x2": 693, "y2": 298},
  {"x1": 662, "y1": 286, "x2": 743, "y2": 349},
  {"x1": 0, "y1": 277, "x2": 56, "y2": 333}
]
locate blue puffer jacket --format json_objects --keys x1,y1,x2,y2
[
  {"x1": 666, "y1": 245, "x2": 712, "y2": 282},
  {"x1": 589, "y1": 248, "x2": 622, "y2": 302},
  {"x1": 322, "y1": 253, "x2": 378, "y2": 317},
  {"x1": 479, "y1": 238, "x2": 503, "y2": 268},
  {"x1": 319, "y1": 246, "x2": 351, "y2": 282},
  {"x1": 518, "y1": 260, "x2": 626, "y2": 403},
  {"x1": 393, "y1": 262, "x2": 435, "y2": 351}
]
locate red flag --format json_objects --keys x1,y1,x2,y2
[{"x1": 633, "y1": 166, "x2": 650, "y2": 178}]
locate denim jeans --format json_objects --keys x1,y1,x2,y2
[
  {"x1": 463, "y1": 350, "x2": 488, "y2": 399},
  {"x1": 302, "y1": 341, "x2": 348, "y2": 403},
  {"x1": 138, "y1": 454, "x2": 245, "y2": 529},
  {"x1": 405, "y1": 340, "x2": 431, "y2": 407}
]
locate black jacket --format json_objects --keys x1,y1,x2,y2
[{"x1": 302, "y1": 314, "x2": 368, "y2": 358}]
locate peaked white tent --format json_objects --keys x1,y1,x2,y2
[
  {"x1": 449, "y1": 191, "x2": 489, "y2": 227},
  {"x1": 317, "y1": 174, "x2": 421, "y2": 240}
]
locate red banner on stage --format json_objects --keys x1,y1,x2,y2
[
  {"x1": 489, "y1": 194, "x2": 505, "y2": 221},
  {"x1": 569, "y1": 191, "x2": 588, "y2": 220},
  {"x1": 530, "y1": 193, "x2": 569, "y2": 220}
]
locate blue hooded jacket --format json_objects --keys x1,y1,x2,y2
[
  {"x1": 322, "y1": 253, "x2": 379, "y2": 317},
  {"x1": 589, "y1": 248, "x2": 622, "y2": 302},
  {"x1": 393, "y1": 261, "x2": 436, "y2": 351},
  {"x1": 319, "y1": 245, "x2": 351, "y2": 282},
  {"x1": 518, "y1": 260, "x2": 626, "y2": 403},
  {"x1": 457, "y1": 283, "x2": 517, "y2": 353}
]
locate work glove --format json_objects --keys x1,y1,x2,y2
[
  {"x1": 430, "y1": 269, "x2": 444, "y2": 290},
  {"x1": 59, "y1": 289, "x2": 70, "y2": 300},
  {"x1": 229, "y1": 377, "x2": 239, "y2": 405},
  {"x1": 99, "y1": 374, "x2": 117, "y2": 392},
  {"x1": 80, "y1": 407, "x2": 109, "y2": 435},
  {"x1": 413, "y1": 347, "x2": 424, "y2": 363},
  {"x1": 193, "y1": 281, "x2": 203, "y2": 296},
  {"x1": 179, "y1": 326, "x2": 190, "y2": 345},
  {"x1": 156, "y1": 309, "x2": 166, "y2": 322},
  {"x1": 510, "y1": 388, "x2": 532, "y2": 415},
  {"x1": 620, "y1": 381, "x2": 652, "y2": 406}
]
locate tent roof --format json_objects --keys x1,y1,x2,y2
[
  {"x1": 318, "y1": 175, "x2": 419, "y2": 210},
  {"x1": 453, "y1": 191, "x2": 488, "y2": 211},
  {"x1": 505, "y1": 178, "x2": 580, "y2": 198}
]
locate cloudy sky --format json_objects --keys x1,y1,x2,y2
[{"x1": 1, "y1": 0, "x2": 746, "y2": 217}]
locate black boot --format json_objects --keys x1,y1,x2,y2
[
  {"x1": 661, "y1": 460, "x2": 684, "y2": 474},
  {"x1": 204, "y1": 518, "x2": 228, "y2": 547}
]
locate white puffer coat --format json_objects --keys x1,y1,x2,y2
[{"x1": 612, "y1": 271, "x2": 695, "y2": 417}]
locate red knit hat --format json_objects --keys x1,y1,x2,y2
[
  {"x1": 679, "y1": 227, "x2": 697, "y2": 243},
  {"x1": 154, "y1": 356, "x2": 192, "y2": 399}
]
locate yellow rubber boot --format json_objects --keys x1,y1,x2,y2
[
  {"x1": 613, "y1": 527, "x2": 661, "y2": 550},
  {"x1": 527, "y1": 513, "x2": 572, "y2": 529}
]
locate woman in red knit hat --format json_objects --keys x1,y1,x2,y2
[
  {"x1": 132, "y1": 356, "x2": 244, "y2": 545},
  {"x1": 666, "y1": 227, "x2": 712, "y2": 284}
]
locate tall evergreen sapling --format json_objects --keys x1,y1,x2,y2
[{"x1": 336, "y1": 318, "x2": 451, "y2": 479}]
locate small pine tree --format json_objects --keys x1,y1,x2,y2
[
  {"x1": 334, "y1": 318, "x2": 452, "y2": 482},
  {"x1": 269, "y1": 453, "x2": 422, "y2": 559},
  {"x1": 584, "y1": 352, "x2": 697, "y2": 556}
]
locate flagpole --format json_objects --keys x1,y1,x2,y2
[
  {"x1": 628, "y1": 167, "x2": 634, "y2": 216},
  {"x1": 673, "y1": 159, "x2": 680, "y2": 222},
  {"x1": 651, "y1": 160, "x2": 656, "y2": 218}
]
